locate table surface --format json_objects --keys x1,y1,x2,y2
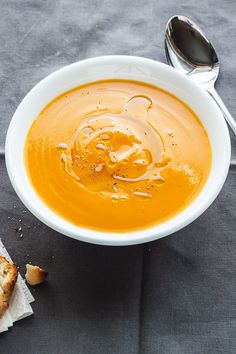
[{"x1": 0, "y1": 1, "x2": 236, "y2": 353}]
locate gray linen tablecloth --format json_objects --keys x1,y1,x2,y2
[{"x1": 0, "y1": 1, "x2": 235, "y2": 353}]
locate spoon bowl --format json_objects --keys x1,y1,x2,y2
[
  {"x1": 165, "y1": 16, "x2": 218, "y2": 68},
  {"x1": 165, "y1": 15, "x2": 236, "y2": 134}
]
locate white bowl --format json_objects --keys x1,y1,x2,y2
[{"x1": 5, "y1": 56, "x2": 231, "y2": 246}]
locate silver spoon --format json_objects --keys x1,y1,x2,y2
[{"x1": 165, "y1": 15, "x2": 236, "y2": 135}]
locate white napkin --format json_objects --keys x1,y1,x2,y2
[{"x1": 0, "y1": 239, "x2": 34, "y2": 332}]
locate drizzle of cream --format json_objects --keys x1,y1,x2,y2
[
  {"x1": 57, "y1": 142, "x2": 68, "y2": 150},
  {"x1": 96, "y1": 143, "x2": 106, "y2": 150},
  {"x1": 132, "y1": 191, "x2": 151, "y2": 198},
  {"x1": 58, "y1": 95, "x2": 170, "y2": 198}
]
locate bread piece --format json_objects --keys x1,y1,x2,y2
[
  {"x1": 0, "y1": 256, "x2": 18, "y2": 317},
  {"x1": 25, "y1": 264, "x2": 47, "y2": 286}
]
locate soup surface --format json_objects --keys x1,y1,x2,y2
[{"x1": 25, "y1": 80, "x2": 211, "y2": 231}]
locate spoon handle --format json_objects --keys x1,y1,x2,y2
[{"x1": 206, "y1": 87, "x2": 236, "y2": 135}]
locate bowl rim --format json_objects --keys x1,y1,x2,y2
[{"x1": 5, "y1": 55, "x2": 231, "y2": 246}]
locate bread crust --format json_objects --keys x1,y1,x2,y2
[{"x1": 0, "y1": 256, "x2": 18, "y2": 318}]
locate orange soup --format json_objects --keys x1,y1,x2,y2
[{"x1": 25, "y1": 80, "x2": 212, "y2": 232}]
